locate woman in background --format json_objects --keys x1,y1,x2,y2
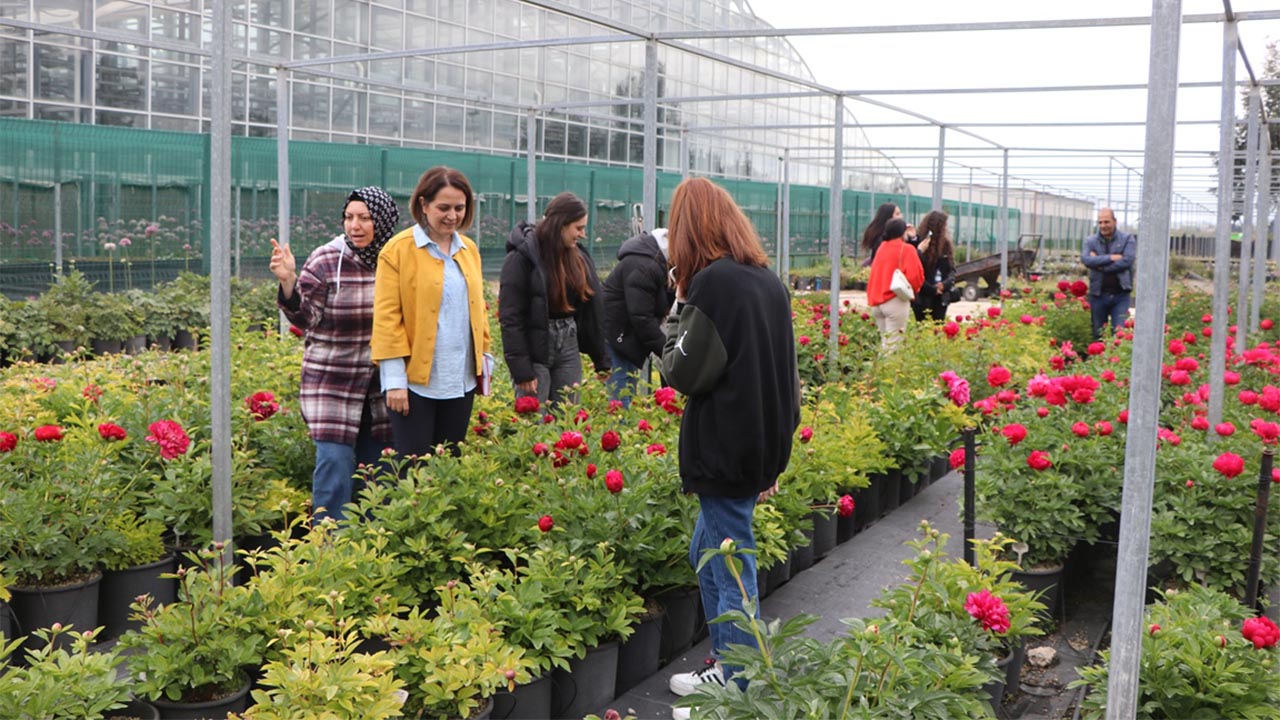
[
  {"x1": 499, "y1": 192, "x2": 610, "y2": 407},
  {"x1": 859, "y1": 202, "x2": 902, "y2": 266},
  {"x1": 270, "y1": 186, "x2": 398, "y2": 521},
  {"x1": 660, "y1": 177, "x2": 800, "y2": 719},
  {"x1": 602, "y1": 227, "x2": 673, "y2": 406},
  {"x1": 372, "y1": 166, "x2": 490, "y2": 459},
  {"x1": 865, "y1": 217, "x2": 923, "y2": 351},
  {"x1": 910, "y1": 210, "x2": 956, "y2": 323}
]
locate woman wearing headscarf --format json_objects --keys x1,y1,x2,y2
[
  {"x1": 372, "y1": 166, "x2": 490, "y2": 459},
  {"x1": 499, "y1": 191, "x2": 609, "y2": 407},
  {"x1": 270, "y1": 186, "x2": 399, "y2": 521}
]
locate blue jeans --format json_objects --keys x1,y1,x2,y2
[
  {"x1": 690, "y1": 494, "x2": 760, "y2": 687},
  {"x1": 1090, "y1": 291, "x2": 1131, "y2": 339},
  {"x1": 313, "y1": 435, "x2": 387, "y2": 522},
  {"x1": 606, "y1": 345, "x2": 642, "y2": 408}
]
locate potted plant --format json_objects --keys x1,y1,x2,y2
[
  {"x1": 86, "y1": 291, "x2": 144, "y2": 355},
  {"x1": 118, "y1": 547, "x2": 264, "y2": 716},
  {"x1": 369, "y1": 580, "x2": 534, "y2": 720},
  {"x1": 97, "y1": 510, "x2": 175, "y2": 641},
  {"x1": 1072, "y1": 585, "x2": 1280, "y2": 718},
  {"x1": 0, "y1": 624, "x2": 146, "y2": 719},
  {"x1": 37, "y1": 270, "x2": 96, "y2": 352},
  {"x1": 234, "y1": 625, "x2": 405, "y2": 720}
]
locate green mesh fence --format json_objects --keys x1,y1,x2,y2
[{"x1": 1, "y1": 117, "x2": 1037, "y2": 297}]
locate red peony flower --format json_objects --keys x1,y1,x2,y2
[
  {"x1": 1241, "y1": 616, "x2": 1280, "y2": 649},
  {"x1": 1212, "y1": 452, "x2": 1245, "y2": 479},
  {"x1": 82, "y1": 384, "x2": 103, "y2": 404},
  {"x1": 646, "y1": 443, "x2": 666, "y2": 456},
  {"x1": 34, "y1": 425, "x2": 64, "y2": 442},
  {"x1": 558, "y1": 431, "x2": 584, "y2": 450},
  {"x1": 798, "y1": 335, "x2": 811, "y2": 346},
  {"x1": 987, "y1": 306, "x2": 1002, "y2": 319},
  {"x1": 575, "y1": 408, "x2": 590, "y2": 424},
  {"x1": 1070, "y1": 280, "x2": 1088, "y2": 297},
  {"x1": 1119, "y1": 409, "x2": 1130, "y2": 424},
  {"x1": 532, "y1": 442, "x2": 549, "y2": 457},
  {"x1": 1001, "y1": 423, "x2": 1028, "y2": 446},
  {"x1": 799, "y1": 426, "x2": 814, "y2": 443},
  {"x1": 607, "y1": 399, "x2": 624, "y2": 414},
  {"x1": 637, "y1": 419, "x2": 652, "y2": 432},
  {"x1": 1087, "y1": 342, "x2": 1104, "y2": 356},
  {"x1": 1027, "y1": 450, "x2": 1052, "y2": 471},
  {"x1": 1036, "y1": 407, "x2": 1050, "y2": 418},
  {"x1": 1071, "y1": 422, "x2": 1090, "y2": 438},
  {"x1": 605, "y1": 469, "x2": 624, "y2": 494},
  {"x1": 949, "y1": 447, "x2": 966, "y2": 470},
  {"x1": 1225, "y1": 371, "x2": 1241, "y2": 385},
  {"x1": 1215, "y1": 422, "x2": 1235, "y2": 437},
  {"x1": 1240, "y1": 390, "x2": 1260, "y2": 405},
  {"x1": 1262, "y1": 319, "x2": 1275, "y2": 331},
  {"x1": 837, "y1": 494, "x2": 855, "y2": 517},
  {"x1": 145, "y1": 420, "x2": 190, "y2": 459},
  {"x1": 514, "y1": 396, "x2": 540, "y2": 414},
  {"x1": 1149, "y1": 623, "x2": 1161, "y2": 636},
  {"x1": 1095, "y1": 420, "x2": 1114, "y2": 436},
  {"x1": 1191, "y1": 415, "x2": 1210, "y2": 431},
  {"x1": 1101, "y1": 370, "x2": 1116, "y2": 382},
  {"x1": 0, "y1": 431, "x2": 17, "y2": 453},
  {"x1": 1057, "y1": 280, "x2": 1071, "y2": 292},
  {"x1": 537, "y1": 515, "x2": 554, "y2": 532},
  {"x1": 97, "y1": 423, "x2": 127, "y2": 441},
  {"x1": 1168, "y1": 370, "x2": 1191, "y2": 386},
  {"x1": 600, "y1": 430, "x2": 621, "y2": 452},
  {"x1": 964, "y1": 590, "x2": 1011, "y2": 633},
  {"x1": 987, "y1": 365, "x2": 1012, "y2": 387},
  {"x1": 244, "y1": 391, "x2": 280, "y2": 421},
  {"x1": 942, "y1": 321, "x2": 960, "y2": 338},
  {"x1": 586, "y1": 463, "x2": 598, "y2": 479},
  {"x1": 1168, "y1": 339, "x2": 1185, "y2": 356}
]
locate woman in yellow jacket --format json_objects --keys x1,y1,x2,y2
[{"x1": 372, "y1": 166, "x2": 490, "y2": 458}]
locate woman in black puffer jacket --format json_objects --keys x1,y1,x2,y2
[{"x1": 602, "y1": 228, "x2": 674, "y2": 406}]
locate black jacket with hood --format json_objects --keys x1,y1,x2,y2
[
  {"x1": 603, "y1": 231, "x2": 675, "y2": 367},
  {"x1": 498, "y1": 222, "x2": 609, "y2": 384}
]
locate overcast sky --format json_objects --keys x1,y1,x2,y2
[{"x1": 739, "y1": 0, "x2": 1280, "y2": 224}]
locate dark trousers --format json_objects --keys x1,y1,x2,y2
[
  {"x1": 1090, "y1": 292, "x2": 1131, "y2": 339},
  {"x1": 388, "y1": 391, "x2": 475, "y2": 458},
  {"x1": 912, "y1": 293, "x2": 948, "y2": 323}
]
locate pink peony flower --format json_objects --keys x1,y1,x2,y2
[
  {"x1": 1027, "y1": 450, "x2": 1052, "y2": 471},
  {"x1": 837, "y1": 494, "x2": 855, "y2": 517},
  {"x1": 949, "y1": 447, "x2": 966, "y2": 470},
  {"x1": 1212, "y1": 452, "x2": 1245, "y2": 479},
  {"x1": 1241, "y1": 616, "x2": 1280, "y2": 649},
  {"x1": 987, "y1": 365, "x2": 1012, "y2": 387},
  {"x1": 964, "y1": 590, "x2": 1011, "y2": 633},
  {"x1": 1001, "y1": 423, "x2": 1028, "y2": 446},
  {"x1": 799, "y1": 426, "x2": 814, "y2": 443}
]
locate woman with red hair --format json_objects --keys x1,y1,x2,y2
[{"x1": 660, "y1": 177, "x2": 800, "y2": 717}]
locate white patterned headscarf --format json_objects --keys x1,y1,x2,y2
[{"x1": 344, "y1": 186, "x2": 399, "y2": 269}]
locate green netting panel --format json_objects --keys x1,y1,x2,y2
[{"x1": 2, "y1": 117, "x2": 1035, "y2": 296}]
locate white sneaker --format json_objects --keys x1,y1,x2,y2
[{"x1": 668, "y1": 661, "x2": 726, "y2": 696}]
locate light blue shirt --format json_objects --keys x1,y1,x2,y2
[{"x1": 380, "y1": 225, "x2": 476, "y2": 399}]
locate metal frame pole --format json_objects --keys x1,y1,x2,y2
[
  {"x1": 209, "y1": 0, "x2": 234, "y2": 567},
  {"x1": 1000, "y1": 149, "x2": 1010, "y2": 287},
  {"x1": 276, "y1": 67, "x2": 290, "y2": 250},
  {"x1": 53, "y1": 182, "x2": 63, "y2": 274},
  {"x1": 680, "y1": 128, "x2": 690, "y2": 179},
  {"x1": 781, "y1": 148, "x2": 791, "y2": 281},
  {"x1": 526, "y1": 108, "x2": 537, "y2": 223},
  {"x1": 1105, "y1": 2, "x2": 1181, "y2": 717},
  {"x1": 1209, "y1": 16, "x2": 1236, "y2": 429},
  {"x1": 1236, "y1": 88, "x2": 1261, "y2": 352},
  {"x1": 933, "y1": 126, "x2": 945, "y2": 211},
  {"x1": 1251, "y1": 134, "x2": 1272, "y2": 330},
  {"x1": 642, "y1": 39, "x2": 658, "y2": 233},
  {"x1": 828, "y1": 95, "x2": 844, "y2": 367}
]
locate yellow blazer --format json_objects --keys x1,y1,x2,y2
[{"x1": 371, "y1": 227, "x2": 490, "y2": 384}]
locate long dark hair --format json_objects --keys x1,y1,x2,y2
[
  {"x1": 861, "y1": 203, "x2": 899, "y2": 253},
  {"x1": 917, "y1": 210, "x2": 953, "y2": 267},
  {"x1": 536, "y1": 192, "x2": 594, "y2": 314}
]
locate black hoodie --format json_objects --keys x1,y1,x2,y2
[
  {"x1": 602, "y1": 231, "x2": 674, "y2": 367},
  {"x1": 498, "y1": 222, "x2": 609, "y2": 384}
]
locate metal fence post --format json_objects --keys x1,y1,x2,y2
[{"x1": 1236, "y1": 88, "x2": 1261, "y2": 352}]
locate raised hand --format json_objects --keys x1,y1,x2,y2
[{"x1": 269, "y1": 238, "x2": 298, "y2": 299}]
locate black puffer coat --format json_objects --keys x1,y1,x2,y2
[
  {"x1": 498, "y1": 222, "x2": 609, "y2": 384},
  {"x1": 602, "y1": 231, "x2": 674, "y2": 367}
]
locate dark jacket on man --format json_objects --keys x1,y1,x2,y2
[
  {"x1": 661, "y1": 258, "x2": 801, "y2": 498},
  {"x1": 1081, "y1": 230, "x2": 1136, "y2": 296},
  {"x1": 498, "y1": 222, "x2": 609, "y2": 385},
  {"x1": 603, "y1": 231, "x2": 675, "y2": 367}
]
